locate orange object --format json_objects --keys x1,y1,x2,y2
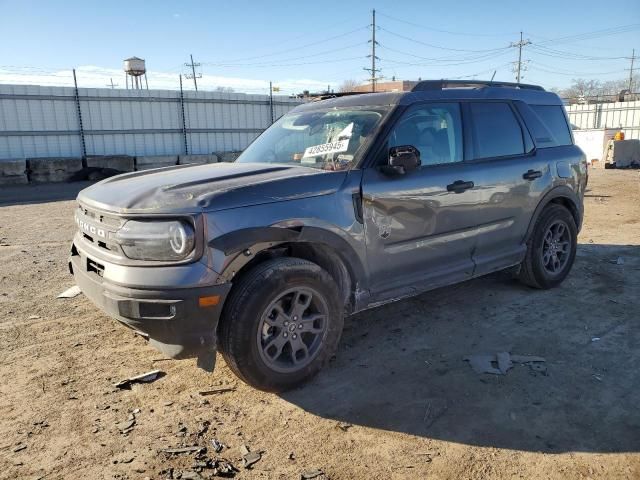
[
  {"x1": 614, "y1": 130, "x2": 625, "y2": 141},
  {"x1": 199, "y1": 295, "x2": 220, "y2": 307}
]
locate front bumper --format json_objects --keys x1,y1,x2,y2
[{"x1": 69, "y1": 245, "x2": 231, "y2": 371}]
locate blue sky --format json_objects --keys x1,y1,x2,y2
[{"x1": 0, "y1": 0, "x2": 638, "y2": 94}]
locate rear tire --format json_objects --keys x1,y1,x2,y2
[
  {"x1": 218, "y1": 257, "x2": 343, "y2": 392},
  {"x1": 517, "y1": 204, "x2": 577, "y2": 289}
]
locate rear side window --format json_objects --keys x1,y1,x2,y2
[
  {"x1": 469, "y1": 102, "x2": 525, "y2": 159},
  {"x1": 530, "y1": 105, "x2": 572, "y2": 146}
]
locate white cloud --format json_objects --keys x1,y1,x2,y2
[{"x1": 0, "y1": 65, "x2": 334, "y2": 95}]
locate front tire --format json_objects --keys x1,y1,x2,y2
[
  {"x1": 218, "y1": 257, "x2": 343, "y2": 392},
  {"x1": 518, "y1": 204, "x2": 577, "y2": 289}
]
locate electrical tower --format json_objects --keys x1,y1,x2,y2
[
  {"x1": 363, "y1": 9, "x2": 381, "y2": 92},
  {"x1": 184, "y1": 54, "x2": 202, "y2": 91},
  {"x1": 510, "y1": 32, "x2": 531, "y2": 84}
]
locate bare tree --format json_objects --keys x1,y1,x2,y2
[
  {"x1": 339, "y1": 79, "x2": 360, "y2": 92},
  {"x1": 555, "y1": 76, "x2": 640, "y2": 103},
  {"x1": 561, "y1": 79, "x2": 602, "y2": 100},
  {"x1": 215, "y1": 86, "x2": 235, "y2": 93}
]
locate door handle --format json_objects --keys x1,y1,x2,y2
[
  {"x1": 523, "y1": 169, "x2": 542, "y2": 180},
  {"x1": 446, "y1": 180, "x2": 474, "y2": 193}
]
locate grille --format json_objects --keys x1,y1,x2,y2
[{"x1": 76, "y1": 203, "x2": 125, "y2": 257}]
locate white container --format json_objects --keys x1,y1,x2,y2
[{"x1": 572, "y1": 128, "x2": 617, "y2": 164}]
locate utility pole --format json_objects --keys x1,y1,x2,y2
[
  {"x1": 107, "y1": 78, "x2": 118, "y2": 89},
  {"x1": 628, "y1": 49, "x2": 636, "y2": 92},
  {"x1": 363, "y1": 9, "x2": 381, "y2": 92},
  {"x1": 510, "y1": 31, "x2": 531, "y2": 84},
  {"x1": 269, "y1": 81, "x2": 274, "y2": 124},
  {"x1": 185, "y1": 54, "x2": 202, "y2": 91}
]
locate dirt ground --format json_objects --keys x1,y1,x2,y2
[{"x1": 0, "y1": 169, "x2": 639, "y2": 480}]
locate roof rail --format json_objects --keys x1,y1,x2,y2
[
  {"x1": 309, "y1": 92, "x2": 364, "y2": 102},
  {"x1": 411, "y1": 80, "x2": 545, "y2": 92}
]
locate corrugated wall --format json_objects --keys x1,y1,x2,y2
[
  {"x1": 0, "y1": 84, "x2": 303, "y2": 159},
  {"x1": 566, "y1": 100, "x2": 640, "y2": 140}
]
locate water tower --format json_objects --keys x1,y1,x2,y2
[{"x1": 123, "y1": 56, "x2": 148, "y2": 90}]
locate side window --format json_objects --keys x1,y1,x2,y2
[
  {"x1": 388, "y1": 103, "x2": 463, "y2": 166},
  {"x1": 470, "y1": 102, "x2": 525, "y2": 159},
  {"x1": 530, "y1": 105, "x2": 572, "y2": 146}
]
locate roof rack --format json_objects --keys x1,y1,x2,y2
[{"x1": 411, "y1": 80, "x2": 545, "y2": 92}]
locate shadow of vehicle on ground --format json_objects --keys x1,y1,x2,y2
[{"x1": 283, "y1": 243, "x2": 640, "y2": 454}]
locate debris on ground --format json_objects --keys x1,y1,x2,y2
[
  {"x1": 116, "y1": 418, "x2": 135, "y2": 434},
  {"x1": 242, "y1": 451, "x2": 261, "y2": 469},
  {"x1": 175, "y1": 471, "x2": 205, "y2": 480},
  {"x1": 113, "y1": 369, "x2": 164, "y2": 389},
  {"x1": 159, "y1": 446, "x2": 204, "y2": 455},
  {"x1": 198, "y1": 387, "x2": 236, "y2": 396},
  {"x1": 27, "y1": 315, "x2": 40, "y2": 320},
  {"x1": 12, "y1": 444, "x2": 26, "y2": 453},
  {"x1": 196, "y1": 421, "x2": 210, "y2": 437},
  {"x1": 464, "y1": 352, "x2": 546, "y2": 375},
  {"x1": 301, "y1": 469, "x2": 325, "y2": 479},
  {"x1": 211, "y1": 439, "x2": 224, "y2": 453},
  {"x1": 57, "y1": 285, "x2": 82, "y2": 298},
  {"x1": 214, "y1": 459, "x2": 238, "y2": 476},
  {"x1": 335, "y1": 422, "x2": 353, "y2": 432},
  {"x1": 239, "y1": 445, "x2": 262, "y2": 469}
]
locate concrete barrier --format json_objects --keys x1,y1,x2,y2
[
  {"x1": 27, "y1": 157, "x2": 83, "y2": 183},
  {"x1": 86, "y1": 155, "x2": 135, "y2": 172},
  {"x1": 610, "y1": 140, "x2": 640, "y2": 168},
  {"x1": 135, "y1": 155, "x2": 178, "y2": 171},
  {"x1": 217, "y1": 151, "x2": 242, "y2": 162},
  {"x1": 0, "y1": 159, "x2": 28, "y2": 185},
  {"x1": 178, "y1": 154, "x2": 219, "y2": 165}
]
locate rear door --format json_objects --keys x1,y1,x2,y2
[{"x1": 463, "y1": 101, "x2": 550, "y2": 275}]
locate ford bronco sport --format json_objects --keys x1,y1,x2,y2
[{"x1": 70, "y1": 80, "x2": 586, "y2": 391}]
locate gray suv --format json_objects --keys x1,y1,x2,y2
[{"x1": 70, "y1": 80, "x2": 587, "y2": 391}]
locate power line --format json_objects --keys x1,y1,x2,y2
[
  {"x1": 529, "y1": 44, "x2": 628, "y2": 61},
  {"x1": 377, "y1": 10, "x2": 518, "y2": 37},
  {"x1": 205, "y1": 26, "x2": 369, "y2": 64},
  {"x1": 378, "y1": 26, "x2": 510, "y2": 53},
  {"x1": 200, "y1": 42, "x2": 367, "y2": 67},
  {"x1": 377, "y1": 44, "x2": 513, "y2": 63},
  {"x1": 379, "y1": 49, "x2": 512, "y2": 68},
  {"x1": 534, "y1": 23, "x2": 640, "y2": 47}
]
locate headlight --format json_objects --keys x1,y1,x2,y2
[{"x1": 115, "y1": 220, "x2": 195, "y2": 261}]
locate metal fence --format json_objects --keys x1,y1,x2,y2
[
  {"x1": 0, "y1": 84, "x2": 303, "y2": 159},
  {"x1": 566, "y1": 100, "x2": 640, "y2": 140}
]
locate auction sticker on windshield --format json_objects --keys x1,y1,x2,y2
[{"x1": 302, "y1": 139, "x2": 349, "y2": 159}]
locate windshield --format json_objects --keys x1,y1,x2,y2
[{"x1": 237, "y1": 107, "x2": 390, "y2": 171}]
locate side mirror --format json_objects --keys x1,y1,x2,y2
[{"x1": 382, "y1": 145, "x2": 421, "y2": 175}]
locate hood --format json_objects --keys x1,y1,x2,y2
[{"x1": 77, "y1": 162, "x2": 347, "y2": 214}]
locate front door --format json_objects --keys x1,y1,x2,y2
[{"x1": 361, "y1": 102, "x2": 477, "y2": 299}]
